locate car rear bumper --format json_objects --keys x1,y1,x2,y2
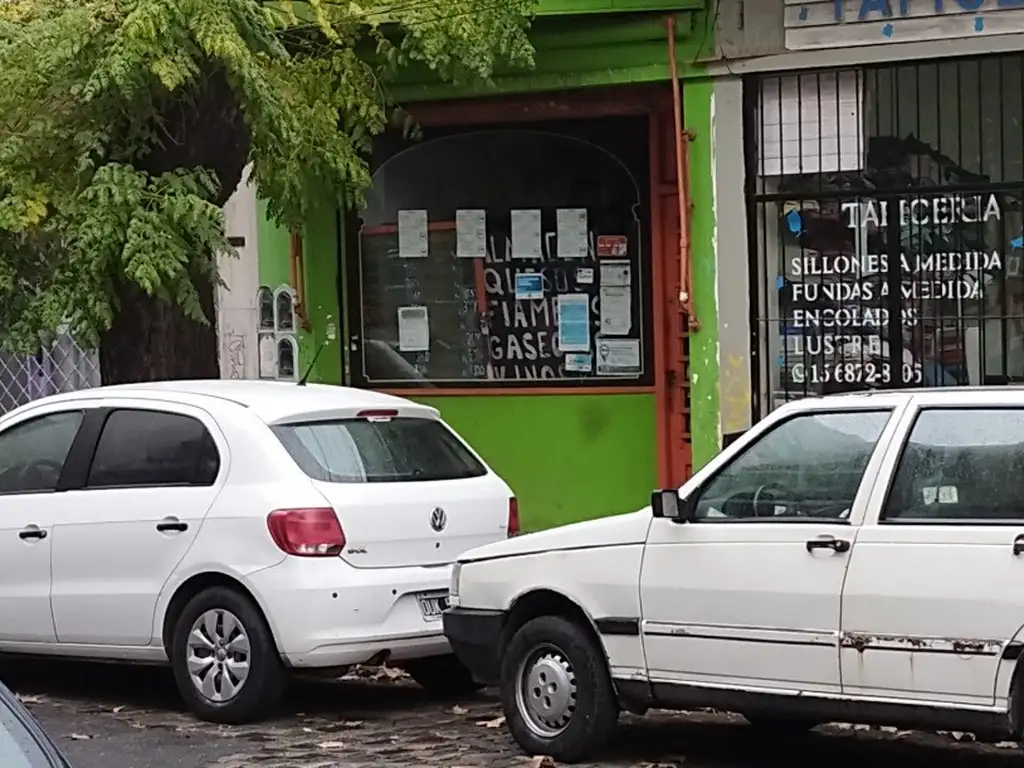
[
  {"x1": 245, "y1": 557, "x2": 455, "y2": 667},
  {"x1": 442, "y1": 607, "x2": 505, "y2": 686},
  {"x1": 282, "y1": 630, "x2": 451, "y2": 668}
]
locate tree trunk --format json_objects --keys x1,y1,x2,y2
[
  {"x1": 99, "y1": 275, "x2": 220, "y2": 384},
  {"x1": 99, "y1": 65, "x2": 251, "y2": 384}
]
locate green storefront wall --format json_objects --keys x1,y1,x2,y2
[{"x1": 256, "y1": 2, "x2": 720, "y2": 531}]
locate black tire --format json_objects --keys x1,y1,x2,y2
[
  {"x1": 744, "y1": 713, "x2": 819, "y2": 735},
  {"x1": 500, "y1": 615, "x2": 619, "y2": 763},
  {"x1": 405, "y1": 655, "x2": 484, "y2": 695},
  {"x1": 170, "y1": 586, "x2": 286, "y2": 724}
]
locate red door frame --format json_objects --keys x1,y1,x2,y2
[{"x1": 406, "y1": 84, "x2": 691, "y2": 486}]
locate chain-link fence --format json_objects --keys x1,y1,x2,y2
[{"x1": 0, "y1": 333, "x2": 100, "y2": 414}]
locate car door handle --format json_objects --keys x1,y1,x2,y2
[
  {"x1": 806, "y1": 535, "x2": 850, "y2": 553},
  {"x1": 156, "y1": 518, "x2": 188, "y2": 533},
  {"x1": 1013, "y1": 535, "x2": 1024, "y2": 556},
  {"x1": 18, "y1": 526, "x2": 47, "y2": 541}
]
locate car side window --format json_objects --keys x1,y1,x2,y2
[
  {"x1": 0, "y1": 411, "x2": 84, "y2": 494},
  {"x1": 884, "y1": 408, "x2": 1024, "y2": 522},
  {"x1": 86, "y1": 409, "x2": 221, "y2": 489},
  {"x1": 693, "y1": 410, "x2": 892, "y2": 522}
]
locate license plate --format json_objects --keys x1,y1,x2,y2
[{"x1": 417, "y1": 592, "x2": 450, "y2": 620}]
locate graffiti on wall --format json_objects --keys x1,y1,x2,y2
[{"x1": 222, "y1": 332, "x2": 246, "y2": 379}]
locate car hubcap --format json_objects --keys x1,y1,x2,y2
[
  {"x1": 186, "y1": 609, "x2": 251, "y2": 703},
  {"x1": 516, "y1": 644, "x2": 578, "y2": 738}
]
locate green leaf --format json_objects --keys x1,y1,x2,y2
[{"x1": 0, "y1": 0, "x2": 536, "y2": 352}]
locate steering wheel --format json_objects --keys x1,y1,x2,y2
[{"x1": 751, "y1": 484, "x2": 790, "y2": 518}]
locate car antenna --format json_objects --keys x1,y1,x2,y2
[
  {"x1": 297, "y1": 319, "x2": 338, "y2": 386},
  {"x1": 297, "y1": 338, "x2": 328, "y2": 386}
]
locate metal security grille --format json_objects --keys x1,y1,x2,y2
[
  {"x1": 0, "y1": 333, "x2": 100, "y2": 414},
  {"x1": 745, "y1": 54, "x2": 1024, "y2": 416}
]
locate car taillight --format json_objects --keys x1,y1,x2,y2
[
  {"x1": 267, "y1": 508, "x2": 345, "y2": 557},
  {"x1": 356, "y1": 409, "x2": 398, "y2": 422},
  {"x1": 507, "y1": 497, "x2": 520, "y2": 537}
]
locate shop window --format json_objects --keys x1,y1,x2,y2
[
  {"x1": 746, "y1": 56, "x2": 1024, "y2": 416},
  {"x1": 350, "y1": 119, "x2": 653, "y2": 389}
]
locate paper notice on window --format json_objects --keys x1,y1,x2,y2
[
  {"x1": 397, "y1": 210, "x2": 428, "y2": 259},
  {"x1": 557, "y1": 208, "x2": 588, "y2": 259},
  {"x1": 600, "y1": 260, "x2": 631, "y2": 287},
  {"x1": 599, "y1": 286, "x2": 632, "y2": 335},
  {"x1": 397, "y1": 305, "x2": 429, "y2": 352},
  {"x1": 515, "y1": 272, "x2": 544, "y2": 301},
  {"x1": 511, "y1": 209, "x2": 542, "y2": 259},
  {"x1": 564, "y1": 352, "x2": 592, "y2": 373},
  {"x1": 596, "y1": 339, "x2": 640, "y2": 376},
  {"x1": 557, "y1": 293, "x2": 591, "y2": 352},
  {"x1": 456, "y1": 209, "x2": 486, "y2": 258}
]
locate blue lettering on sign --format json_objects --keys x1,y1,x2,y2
[
  {"x1": 829, "y1": 0, "x2": 1024, "y2": 20},
  {"x1": 858, "y1": 0, "x2": 892, "y2": 18}
]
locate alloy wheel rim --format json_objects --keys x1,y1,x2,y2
[
  {"x1": 515, "y1": 643, "x2": 578, "y2": 738},
  {"x1": 186, "y1": 609, "x2": 251, "y2": 703}
]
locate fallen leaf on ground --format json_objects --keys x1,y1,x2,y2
[
  {"x1": 526, "y1": 756, "x2": 557, "y2": 768},
  {"x1": 477, "y1": 716, "x2": 506, "y2": 728},
  {"x1": 375, "y1": 665, "x2": 408, "y2": 680},
  {"x1": 451, "y1": 705, "x2": 469, "y2": 715},
  {"x1": 69, "y1": 734, "x2": 92, "y2": 741},
  {"x1": 317, "y1": 741, "x2": 345, "y2": 749},
  {"x1": 340, "y1": 720, "x2": 364, "y2": 728}
]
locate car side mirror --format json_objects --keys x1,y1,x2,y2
[{"x1": 651, "y1": 489, "x2": 691, "y2": 523}]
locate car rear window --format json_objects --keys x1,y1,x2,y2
[{"x1": 272, "y1": 417, "x2": 487, "y2": 483}]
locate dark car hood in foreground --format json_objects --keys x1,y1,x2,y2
[{"x1": 0, "y1": 680, "x2": 73, "y2": 767}]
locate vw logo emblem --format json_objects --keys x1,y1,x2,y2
[{"x1": 429, "y1": 507, "x2": 447, "y2": 533}]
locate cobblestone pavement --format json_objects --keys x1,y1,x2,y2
[{"x1": 2, "y1": 658, "x2": 1022, "y2": 768}]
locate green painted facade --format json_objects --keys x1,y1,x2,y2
[
  {"x1": 256, "y1": 2, "x2": 721, "y2": 532},
  {"x1": 682, "y1": 79, "x2": 719, "y2": 471}
]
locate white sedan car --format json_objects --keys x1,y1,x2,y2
[
  {"x1": 0, "y1": 380, "x2": 517, "y2": 723},
  {"x1": 444, "y1": 388, "x2": 1024, "y2": 762}
]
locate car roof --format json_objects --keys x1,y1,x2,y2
[
  {"x1": 779, "y1": 386, "x2": 1024, "y2": 412},
  {"x1": 16, "y1": 380, "x2": 437, "y2": 425}
]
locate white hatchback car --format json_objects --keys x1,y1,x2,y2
[
  {"x1": 0, "y1": 380, "x2": 517, "y2": 723},
  {"x1": 444, "y1": 388, "x2": 1024, "y2": 762}
]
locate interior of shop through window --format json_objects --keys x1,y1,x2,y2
[
  {"x1": 746, "y1": 54, "x2": 1024, "y2": 414},
  {"x1": 348, "y1": 116, "x2": 653, "y2": 390}
]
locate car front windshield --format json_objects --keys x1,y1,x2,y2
[{"x1": 0, "y1": 692, "x2": 53, "y2": 767}]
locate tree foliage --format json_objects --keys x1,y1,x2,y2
[{"x1": 0, "y1": 0, "x2": 535, "y2": 352}]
